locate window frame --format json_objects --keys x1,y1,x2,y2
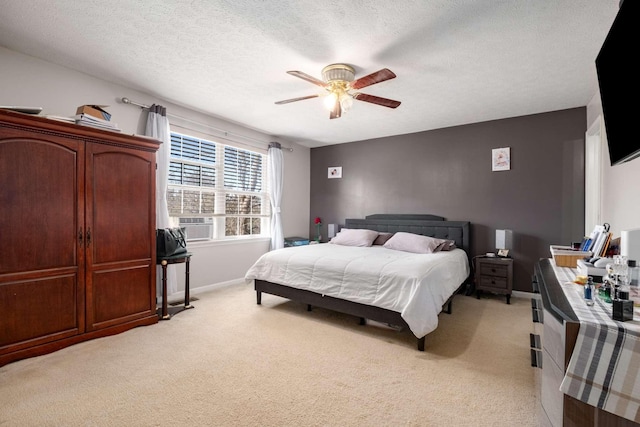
[{"x1": 167, "y1": 131, "x2": 270, "y2": 242}]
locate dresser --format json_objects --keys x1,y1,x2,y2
[
  {"x1": 0, "y1": 109, "x2": 161, "y2": 367},
  {"x1": 531, "y1": 259, "x2": 640, "y2": 426}
]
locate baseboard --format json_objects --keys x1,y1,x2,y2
[
  {"x1": 164, "y1": 278, "x2": 246, "y2": 304},
  {"x1": 512, "y1": 290, "x2": 537, "y2": 299}
]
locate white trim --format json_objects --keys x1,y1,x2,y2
[
  {"x1": 186, "y1": 236, "x2": 270, "y2": 248},
  {"x1": 164, "y1": 279, "x2": 246, "y2": 304},
  {"x1": 512, "y1": 290, "x2": 536, "y2": 299},
  {"x1": 585, "y1": 116, "x2": 604, "y2": 236}
]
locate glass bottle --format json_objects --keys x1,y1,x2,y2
[
  {"x1": 585, "y1": 276, "x2": 595, "y2": 306},
  {"x1": 600, "y1": 279, "x2": 612, "y2": 303},
  {"x1": 601, "y1": 263, "x2": 614, "y2": 303},
  {"x1": 628, "y1": 260, "x2": 639, "y2": 306},
  {"x1": 614, "y1": 256, "x2": 630, "y2": 300},
  {"x1": 628, "y1": 260, "x2": 639, "y2": 286}
]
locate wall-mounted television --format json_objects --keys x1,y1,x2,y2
[{"x1": 595, "y1": 0, "x2": 638, "y2": 166}]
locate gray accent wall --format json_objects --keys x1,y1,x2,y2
[{"x1": 310, "y1": 108, "x2": 586, "y2": 292}]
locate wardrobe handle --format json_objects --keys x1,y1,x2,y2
[
  {"x1": 86, "y1": 228, "x2": 91, "y2": 246},
  {"x1": 78, "y1": 227, "x2": 83, "y2": 245}
]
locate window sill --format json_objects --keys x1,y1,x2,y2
[{"x1": 185, "y1": 236, "x2": 271, "y2": 248}]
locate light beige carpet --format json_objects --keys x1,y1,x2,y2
[{"x1": 0, "y1": 284, "x2": 538, "y2": 426}]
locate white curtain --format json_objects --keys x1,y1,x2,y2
[
  {"x1": 268, "y1": 142, "x2": 284, "y2": 250},
  {"x1": 146, "y1": 105, "x2": 178, "y2": 295}
]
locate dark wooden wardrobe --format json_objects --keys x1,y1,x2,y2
[{"x1": 0, "y1": 109, "x2": 160, "y2": 367}]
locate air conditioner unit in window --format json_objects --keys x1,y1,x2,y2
[{"x1": 179, "y1": 217, "x2": 213, "y2": 241}]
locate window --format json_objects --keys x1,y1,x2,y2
[{"x1": 167, "y1": 132, "x2": 269, "y2": 241}]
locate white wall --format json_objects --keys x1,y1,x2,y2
[
  {"x1": 586, "y1": 92, "x2": 640, "y2": 238},
  {"x1": 0, "y1": 46, "x2": 310, "y2": 295}
]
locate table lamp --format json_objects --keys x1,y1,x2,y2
[{"x1": 496, "y1": 229, "x2": 513, "y2": 257}]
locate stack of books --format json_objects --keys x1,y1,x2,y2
[
  {"x1": 74, "y1": 105, "x2": 120, "y2": 132},
  {"x1": 580, "y1": 224, "x2": 613, "y2": 257},
  {"x1": 75, "y1": 113, "x2": 120, "y2": 132}
]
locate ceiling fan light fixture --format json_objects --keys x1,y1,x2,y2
[
  {"x1": 340, "y1": 93, "x2": 353, "y2": 111},
  {"x1": 275, "y1": 64, "x2": 400, "y2": 118},
  {"x1": 323, "y1": 91, "x2": 338, "y2": 110},
  {"x1": 321, "y1": 64, "x2": 355, "y2": 84}
]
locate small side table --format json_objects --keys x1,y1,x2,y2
[
  {"x1": 474, "y1": 256, "x2": 513, "y2": 304},
  {"x1": 157, "y1": 252, "x2": 194, "y2": 320}
]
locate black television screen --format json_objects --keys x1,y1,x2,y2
[{"x1": 595, "y1": 0, "x2": 638, "y2": 166}]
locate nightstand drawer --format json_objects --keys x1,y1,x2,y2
[
  {"x1": 480, "y1": 264, "x2": 509, "y2": 278},
  {"x1": 479, "y1": 276, "x2": 508, "y2": 290}
]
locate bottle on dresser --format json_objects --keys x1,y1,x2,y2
[
  {"x1": 629, "y1": 260, "x2": 639, "y2": 307},
  {"x1": 584, "y1": 277, "x2": 595, "y2": 306}
]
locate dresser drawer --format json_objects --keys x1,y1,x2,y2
[
  {"x1": 480, "y1": 263, "x2": 509, "y2": 277},
  {"x1": 541, "y1": 346, "x2": 564, "y2": 427},
  {"x1": 542, "y1": 307, "x2": 565, "y2": 370}
]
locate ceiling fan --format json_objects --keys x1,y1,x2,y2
[{"x1": 275, "y1": 64, "x2": 401, "y2": 119}]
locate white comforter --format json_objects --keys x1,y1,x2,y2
[{"x1": 245, "y1": 244, "x2": 470, "y2": 337}]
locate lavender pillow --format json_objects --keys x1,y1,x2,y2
[
  {"x1": 383, "y1": 232, "x2": 451, "y2": 254},
  {"x1": 329, "y1": 228, "x2": 379, "y2": 247}
]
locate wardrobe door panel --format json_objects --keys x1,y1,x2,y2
[
  {"x1": 89, "y1": 150, "x2": 152, "y2": 264},
  {"x1": 90, "y1": 266, "x2": 152, "y2": 327},
  {"x1": 0, "y1": 275, "x2": 78, "y2": 349},
  {"x1": 0, "y1": 134, "x2": 84, "y2": 354},
  {"x1": 85, "y1": 143, "x2": 155, "y2": 330},
  {"x1": 0, "y1": 137, "x2": 82, "y2": 274}
]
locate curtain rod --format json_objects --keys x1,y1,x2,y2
[{"x1": 120, "y1": 97, "x2": 293, "y2": 152}]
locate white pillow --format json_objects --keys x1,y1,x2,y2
[
  {"x1": 383, "y1": 232, "x2": 450, "y2": 254},
  {"x1": 329, "y1": 228, "x2": 379, "y2": 247}
]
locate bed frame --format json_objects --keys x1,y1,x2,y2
[{"x1": 255, "y1": 215, "x2": 471, "y2": 351}]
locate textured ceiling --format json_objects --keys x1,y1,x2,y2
[{"x1": 0, "y1": 0, "x2": 620, "y2": 147}]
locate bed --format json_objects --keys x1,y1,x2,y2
[{"x1": 245, "y1": 215, "x2": 471, "y2": 350}]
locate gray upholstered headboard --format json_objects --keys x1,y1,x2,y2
[
  {"x1": 364, "y1": 213, "x2": 446, "y2": 221},
  {"x1": 344, "y1": 216, "x2": 470, "y2": 256}
]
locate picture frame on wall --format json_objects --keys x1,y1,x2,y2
[
  {"x1": 492, "y1": 147, "x2": 511, "y2": 171},
  {"x1": 328, "y1": 166, "x2": 342, "y2": 179}
]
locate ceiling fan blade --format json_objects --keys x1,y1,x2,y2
[
  {"x1": 286, "y1": 71, "x2": 327, "y2": 88},
  {"x1": 353, "y1": 93, "x2": 401, "y2": 109},
  {"x1": 275, "y1": 94, "x2": 319, "y2": 105},
  {"x1": 330, "y1": 101, "x2": 342, "y2": 119},
  {"x1": 350, "y1": 68, "x2": 396, "y2": 90}
]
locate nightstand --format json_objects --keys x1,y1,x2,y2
[{"x1": 475, "y1": 256, "x2": 513, "y2": 304}]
